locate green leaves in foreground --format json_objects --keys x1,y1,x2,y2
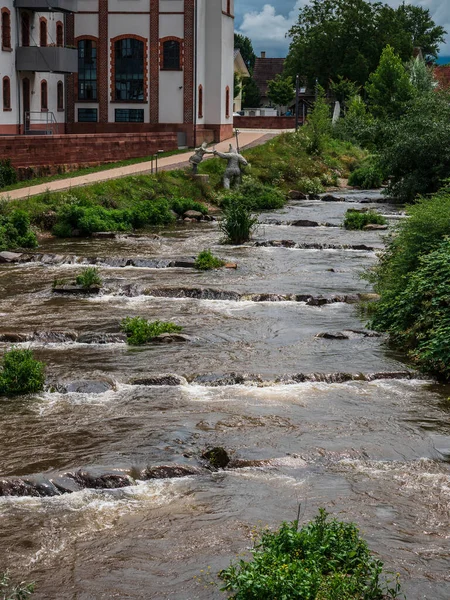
[
  {"x1": 219, "y1": 509, "x2": 402, "y2": 599},
  {"x1": 0, "y1": 571, "x2": 35, "y2": 599},
  {"x1": 120, "y1": 317, "x2": 182, "y2": 346},
  {"x1": 0, "y1": 348, "x2": 45, "y2": 396},
  {"x1": 194, "y1": 250, "x2": 225, "y2": 271}
]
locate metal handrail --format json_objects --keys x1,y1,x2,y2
[{"x1": 25, "y1": 110, "x2": 57, "y2": 135}]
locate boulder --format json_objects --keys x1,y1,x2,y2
[
  {"x1": 65, "y1": 470, "x2": 132, "y2": 489},
  {"x1": 316, "y1": 332, "x2": 350, "y2": 340},
  {"x1": 309, "y1": 193, "x2": 320, "y2": 200},
  {"x1": 363, "y1": 224, "x2": 388, "y2": 231},
  {"x1": 224, "y1": 262, "x2": 238, "y2": 269},
  {"x1": 288, "y1": 190, "x2": 308, "y2": 200},
  {"x1": 92, "y1": 232, "x2": 117, "y2": 239},
  {"x1": 0, "y1": 332, "x2": 30, "y2": 343},
  {"x1": 152, "y1": 333, "x2": 192, "y2": 344},
  {"x1": 77, "y1": 332, "x2": 127, "y2": 344},
  {"x1": 52, "y1": 284, "x2": 101, "y2": 295},
  {"x1": 65, "y1": 379, "x2": 115, "y2": 394},
  {"x1": 183, "y1": 210, "x2": 204, "y2": 220},
  {"x1": 0, "y1": 251, "x2": 22, "y2": 263},
  {"x1": 291, "y1": 220, "x2": 320, "y2": 227},
  {"x1": 321, "y1": 194, "x2": 343, "y2": 202},
  {"x1": 130, "y1": 374, "x2": 187, "y2": 386},
  {"x1": 202, "y1": 447, "x2": 231, "y2": 469},
  {"x1": 142, "y1": 465, "x2": 202, "y2": 479},
  {"x1": 306, "y1": 297, "x2": 329, "y2": 306}
]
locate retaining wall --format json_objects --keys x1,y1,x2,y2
[{"x1": 233, "y1": 116, "x2": 299, "y2": 129}]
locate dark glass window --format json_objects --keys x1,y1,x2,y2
[
  {"x1": 2, "y1": 10, "x2": 11, "y2": 50},
  {"x1": 115, "y1": 108, "x2": 144, "y2": 123},
  {"x1": 78, "y1": 40, "x2": 97, "y2": 100},
  {"x1": 114, "y1": 38, "x2": 144, "y2": 101},
  {"x1": 21, "y1": 13, "x2": 30, "y2": 47},
  {"x1": 3, "y1": 77, "x2": 10, "y2": 110},
  {"x1": 41, "y1": 80, "x2": 48, "y2": 110},
  {"x1": 57, "y1": 81, "x2": 64, "y2": 111},
  {"x1": 78, "y1": 108, "x2": 98, "y2": 122},
  {"x1": 56, "y1": 22, "x2": 63, "y2": 47},
  {"x1": 40, "y1": 19, "x2": 47, "y2": 47},
  {"x1": 163, "y1": 40, "x2": 181, "y2": 70}
]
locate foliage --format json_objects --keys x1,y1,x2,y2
[
  {"x1": 366, "y1": 45, "x2": 414, "y2": 120},
  {"x1": 285, "y1": 0, "x2": 445, "y2": 88},
  {"x1": 0, "y1": 571, "x2": 35, "y2": 599},
  {"x1": 343, "y1": 210, "x2": 387, "y2": 230},
  {"x1": 0, "y1": 210, "x2": 38, "y2": 251},
  {"x1": 377, "y1": 90, "x2": 450, "y2": 202},
  {"x1": 241, "y1": 78, "x2": 261, "y2": 109},
  {"x1": 194, "y1": 250, "x2": 225, "y2": 271},
  {"x1": 408, "y1": 56, "x2": 434, "y2": 94},
  {"x1": 330, "y1": 76, "x2": 360, "y2": 108},
  {"x1": 120, "y1": 317, "x2": 182, "y2": 346},
  {"x1": 221, "y1": 178, "x2": 285, "y2": 211},
  {"x1": 219, "y1": 509, "x2": 402, "y2": 599},
  {"x1": 219, "y1": 201, "x2": 257, "y2": 245},
  {"x1": 170, "y1": 197, "x2": 208, "y2": 217},
  {"x1": 333, "y1": 95, "x2": 377, "y2": 149},
  {"x1": 304, "y1": 86, "x2": 331, "y2": 155},
  {"x1": 348, "y1": 158, "x2": 384, "y2": 189},
  {"x1": 75, "y1": 267, "x2": 102, "y2": 289},
  {"x1": 267, "y1": 75, "x2": 295, "y2": 108},
  {"x1": 0, "y1": 349, "x2": 46, "y2": 397},
  {"x1": 0, "y1": 159, "x2": 18, "y2": 189},
  {"x1": 234, "y1": 34, "x2": 256, "y2": 74}
]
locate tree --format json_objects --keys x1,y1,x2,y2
[
  {"x1": 242, "y1": 77, "x2": 261, "y2": 109},
  {"x1": 267, "y1": 75, "x2": 295, "y2": 108},
  {"x1": 330, "y1": 76, "x2": 361, "y2": 108},
  {"x1": 395, "y1": 2, "x2": 446, "y2": 61},
  {"x1": 366, "y1": 45, "x2": 414, "y2": 120},
  {"x1": 304, "y1": 85, "x2": 331, "y2": 155},
  {"x1": 408, "y1": 56, "x2": 434, "y2": 94},
  {"x1": 234, "y1": 33, "x2": 256, "y2": 74}
]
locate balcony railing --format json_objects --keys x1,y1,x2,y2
[
  {"x1": 16, "y1": 46, "x2": 78, "y2": 73},
  {"x1": 14, "y1": 0, "x2": 78, "y2": 13}
]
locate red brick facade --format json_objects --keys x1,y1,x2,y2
[{"x1": 183, "y1": 0, "x2": 195, "y2": 125}]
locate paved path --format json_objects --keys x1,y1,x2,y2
[{"x1": 1, "y1": 130, "x2": 276, "y2": 201}]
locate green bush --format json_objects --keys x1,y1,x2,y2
[
  {"x1": 75, "y1": 267, "x2": 102, "y2": 289},
  {"x1": 220, "y1": 178, "x2": 285, "y2": 211},
  {"x1": 0, "y1": 159, "x2": 18, "y2": 189},
  {"x1": 170, "y1": 197, "x2": 208, "y2": 216},
  {"x1": 219, "y1": 202, "x2": 257, "y2": 245},
  {"x1": 348, "y1": 160, "x2": 384, "y2": 189},
  {"x1": 120, "y1": 317, "x2": 182, "y2": 346},
  {"x1": 343, "y1": 210, "x2": 387, "y2": 230},
  {"x1": 219, "y1": 509, "x2": 402, "y2": 599},
  {"x1": 0, "y1": 571, "x2": 35, "y2": 599},
  {"x1": 0, "y1": 349, "x2": 46, "y2": 396},
  {"x1": 194, "y1": 249, "x2": 225, "y2": 270},
  {"x1": 0, "y1": 210, "x2": 38, "y2": 251}
]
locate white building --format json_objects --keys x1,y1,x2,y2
[{"x1": 0, "y1": 0, "x2": 234, "y2": 144}]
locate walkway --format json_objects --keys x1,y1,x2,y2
[{"x1": 1, "y1": 130, "x2": 276, "y2": 201}]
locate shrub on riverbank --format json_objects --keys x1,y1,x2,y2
[
  {"x1": 219, "y1": 202, "x2": 257, "y2": 245},
  {"x1": 367, "y1": 189, "x2": 450, "y2": 379},
  {"x1": 194, "y1": 250, "x2": 225, "y2": 270},
  {"x1": 344, "y1": 210, "x2": 387, "y2": 230},
  {"x1": 0, "y1": 210, "x2": 38, "y2": 251},
  {"x1": 121, "y1": 317, "x2": 182, "y2": 345},
  {"x1": 0, "y1": 349, "x2": 45, "y2": 396},
  {"x1": 348, "y1": 158, "x2": 384, "y2": 189},
  {"x1": 219, "y1": 509, "x2": 402, "y2": 599},
  {"x1": 220, "y1": 177, "x2": 285, "y2": 211}
]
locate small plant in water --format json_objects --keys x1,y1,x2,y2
[
  {"x1": 0, "y1": 348, "x2": 45, "y2": 396},
  {"x1": 218, "y1": 509, "x2": 403, "y2": 599},
  {"x1": 219, "y1": 202, "x2": 257, "y2": 245},
  {"x1": 0, "y1": 571, "x2": 35, "y2": 599},
  {"x1": 75, "y1": 267, "x2": 102, "y2": 289},
  {"x1": 121, "y1": 316, "x2": 183, "y2": 346},
  {"x1": 194, "y1": 250, "x2": 225, "y2": 270},
  {"x1": 343, "y1": 210, "x2": 387, "y2": 230}
]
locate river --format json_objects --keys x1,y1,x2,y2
[{"x1": 0, "y1": 189, "x2": 448, "y2": 599}]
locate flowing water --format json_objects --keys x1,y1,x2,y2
[{"x1": 0, "y1": 191, "x2": 449, "y2": 599}]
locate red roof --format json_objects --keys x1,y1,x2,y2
[
  {"x1": 253, "y1": 57, "x2": 285, "y2": 97},
  {"x1": 434, "y1": 66, "x2": 450, "y2": 89}
]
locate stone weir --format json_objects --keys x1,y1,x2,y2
[
  {"x1": 253, "y1": 240, "x2": 377, "y2": 251},
  {"x1": 258, "y1": 218, "x2": 339, "y2": 227}
]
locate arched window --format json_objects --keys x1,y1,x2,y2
[
  {"x1": 225, "y1": 86, "x2": 230, "y2": 118},
  {"x1": 198, "y1": 85, "x2": 203, "y2": 119},
  {"x1": 78, "y1": 39, "x2": 97, "y2": 100},
  {"x1": 21, "y1": 13, "x2": 30, "y2": 47},
  {"x1": 162, "y1": 39, "x2": 181, "y2": 70},
  {"x1": 227, "y1": 0, "x2": 231, "y2": 14},
  {"x1": 39, "y1": 18, "x2": 47, "y2": 47},
  {"x1": 2, "y1": 76, "x2": 10, "y2": 110},
  {"x1": 2, "y1": 9, "x2": 11, "y2": 50},
  {"x1": 41, "y1": 80, "x2": 48, "y2": 110},
  {"x1": 56, "y1": 21, "x2": 64, "y2": 47},
  {"x1": 57, "y1": 81, "x2": 64, "y2": 111},
  {"x1": 114, "y1": 38, "x2": 144, "y2": 101}
]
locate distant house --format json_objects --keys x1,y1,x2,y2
[
  {"x1": 253, "y1": 52, "x2": 285, "y2": 107},
  {"x1": 233, "y1": 49, "x2": 250, "y2": 113}
]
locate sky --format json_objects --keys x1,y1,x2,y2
[{"x1": 234, "y1": 0, "x2": 450, "y2": 59}]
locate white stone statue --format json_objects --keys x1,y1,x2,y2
[
  {"x1": 214, "y1": 145, "x2": 248, "y2": 189},
  {"x1": 189, "y1": 142, "x2": 213, "y2": 174}
]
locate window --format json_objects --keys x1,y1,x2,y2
[
  {"x1": 21, "y1": 13, "x2": 30, "y2": 47},
  {"x1": 115, "y1": 108, "x2": 144, "y2": 123},
  {"x1": 57, "y1": 81, "x2": 64, "y2": 111},
  {"x1": 198, "y1": 85, "x2": 203, "y2": 119},
  {"x1": 225, "y1": 86, "x2": 230, "y2": 118},
  {"x1": 114, "y1": 38, "x2": 144, "y2": 101},
  {"x1": 41, "y1": 80, "x2": 48, "y2": 110},
  {"x1": 78, "y1": 39, "x2": 97, "y2": 100},
  {"x1": 162, "y1": 40, "x2": 181, "y2": 70},
  {"x1": 56, "y1": 22, "x2": 63, "y2": 47},
  {"x1": 2, "y1": 76, "x2": 10, "y2": 110},
  {"x1": 39, "y1": 18, "x2": 47, "y2": 47},
  {"x1": 2, "y1": 9, "x2": 11, "y2": 50},
  {"x1": 78, "y1": 108, "x2": 98, "y2": 122},
  {"x1": 227, "y1": 0, "x2": 231, "y2": 14}
]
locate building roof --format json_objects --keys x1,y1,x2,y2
[
  {"x1": 434, "y1": 65, "x2": 450, "y2": 89},
  {"x1": 234, "y1": 49, "x2": 250, "y2": 78},
  {"x1": 253, "y1": 57, "x2": 285, "y2": 97}
]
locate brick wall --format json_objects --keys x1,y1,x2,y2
[
  {"x1": 233, "y1": 116, "x2": 299, "y2": 129},
  {"x1": 0, "y1": 132, "x2": 178, "y2": 169}
]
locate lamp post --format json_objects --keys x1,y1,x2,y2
[
  {"x1": 295, "y1": 74, "x2": 300, "y2": 131},
  {"x1": 235, "y1": 129, "x2": 240, "y2": 153}
]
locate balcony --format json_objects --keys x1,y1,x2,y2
[
  {"x1": 14, "y1": 0, "x2": 78, "y2": 13},
  {"x1": 16, "y1": 46, "x2": 78, "y2": 73}
]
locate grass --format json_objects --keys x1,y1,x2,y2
[
  {"x1": 0, "y1": 571, "x2": 35, "y2": 599},
  {"x1": 120, "y1": 317, "x2": 183, "y2": 346},
  {"x1": 0, "y1": 348, "x2": 46, "y2": 397},
  {"x1": 0, "y1": 148, "x2": 187, "y2": 193},
  {"x1": 0, "y1": 209, "x2": 38, "y2": 251},
  {"x1": 343, "y1": 210, "x2": 387, "y2": 230},
  {"x1": 219, "y1": 202, "x2": 258, "y2": 245},
  {"x1": 75, "y1": 267, "x2": 102, "y2": 289},
  {"x1": 194, "y1": 250, "x2": 225, "y2": 270},
  {"x1": 219, "y1": 509, "x2": 402, "y2": 599}
]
